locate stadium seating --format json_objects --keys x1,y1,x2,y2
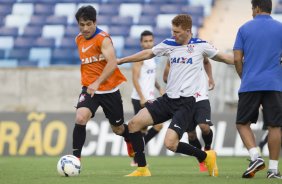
[{"x1": 0, "y1": 0, "x2": 213, "y2": 67}]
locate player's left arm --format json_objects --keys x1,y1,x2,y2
[
  {"x1": 87, "y1": 37, "x2": 117, "y2": 97},
  {"x1": 233, "y1": 50, "x2": 244, "y2": 78},
  {"x1": 155, "y1": 80, "x2": 164, "y2": 95},
  {"x1": 203, "y1": 57, "x2": 215, "y2": 90}
]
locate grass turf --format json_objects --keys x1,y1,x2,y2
[{"x1": 1, "y1": 156, "x2": 281, "y2": 184}]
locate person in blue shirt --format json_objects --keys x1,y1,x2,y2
[{"x1": 233, "y1": 0, "x2": 282, "y2": 179}]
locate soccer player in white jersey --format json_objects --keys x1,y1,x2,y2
[
  {"x1": 163, "y1": 57, "x2": 215, "y2": 172},
  {"x1": 128, "y1": 30, "x2": 164, "y2": 166},
  {"x1": 118, "y1": 14, "x2": 233, "y2": 177}
]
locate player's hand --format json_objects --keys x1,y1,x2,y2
[
  {"x1": 208, "y1": 78, "x2": 215, "y2": 91},
  {"x1": 87, "y1": 81, "x2": 100, "y2": 97},
  {"x1": 140, "y1": 97, "x2": 147, "y2": 108},
  {"x1": 159, "y1": 88, "x2": 165, "y2": 96}
]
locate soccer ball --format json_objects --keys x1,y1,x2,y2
[{"x1": 57, "y1": 155, "x2": 81, "y2": 177}]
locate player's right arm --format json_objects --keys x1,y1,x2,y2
[
  {"x1": 118, "y1": 49, "x2": 155, "y2": 65},
  {"x1": 211, "y1": 52, "x2": 234, "y2": 65},
  {"x1": 163, "y1": 60, "x2": 170, "y2": 84},
  {"x1": 132, "y1": 61, "x2": 146, "y2": 106}
]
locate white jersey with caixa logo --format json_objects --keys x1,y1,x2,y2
[
  {"x1": 152, "y1": 37, "x2": 218, "y2": 99},
  {"x1": 131, "y1": 58, "x2": 156, "y2": 100},
  {"x1": 195, "y1": 67, "x2": 209, "y2": 102}
]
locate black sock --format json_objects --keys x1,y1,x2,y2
[
  {"x1": 189, "y1": 138, "x2": 202, "y2": 150},
  {"x1": 176, "y1": 142, "x2": 207, "y2": 163},
  {"x1": 122, "y1": 124, "x2": 130, "y2": 141},
  {"x1": 72, "y1": 124, "x2": 86, "y2": 158},
  {"x1": 129, "y1": 132, "x2": 146, "y2": 167},
  {"x1": 202, "y1": 129, "x2": 213, "y2": 150},
  {"x1": 144, "y1": 127, "x2": 159, "y2": 144}
]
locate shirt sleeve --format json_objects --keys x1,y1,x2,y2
[
  {"x1": 152, "y1": 42, "x2": 170, "y2": 57},
  {"x1": 233, "y1": 28, "x2": 244, "y2": 51},
  {"x1": 202, "y1": 42, "x2": 219, "y2": 58}
]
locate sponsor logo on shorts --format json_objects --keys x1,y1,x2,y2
[{"x1": 79, "y1": 94, "x2": 86, "y2": 103}]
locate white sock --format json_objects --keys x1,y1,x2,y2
[
  {"x1": 249, "y1": 147, "x2": 260, "y2": 161},
  {"x1": 269, "y1": 160, "x2": 279, "y2": 173}
]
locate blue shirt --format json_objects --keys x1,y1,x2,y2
[{"x1": 233, "y1": 15, "x2": 282, "y2": 93}]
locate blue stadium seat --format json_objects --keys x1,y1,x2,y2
[
  {"x1": 111, "y1": 16, "x2": 133, "y2": 26},
  {"x1": 154, "y1": 36, "x2": 166, "y2": 45},
  {"x1": 106, "y1": 0, "x2": 145, "y2": 3},
  {"x1": 14, "y1": 37, "x2": 35, "y2": 48},
  {"x1": 160, "y1": 5, "x2": 182, "y2": 14},
  {"x1": 141, "y1": 4, "x2": 160, "y2": 16},
  {"x1": 0, "y1": 5, "x2": 12, "y2": 16},
  {"x1": 22, "y1": 26, "x2": 42, "y2": 38},
  {"x1": 103, "y1": 0, "x2": 124, "y2": 4},
  {"x1": 34, "y1": 38, "x2": 55, "y2": 48},
  {"x1": 8, "y1": 49, "x2": 30, "y2": 60},
  {"x1": 79, "y1": 0, "x2": 101, "y2": 2},
  {"x1": 153, "y1": 27, "x2": 171, "y2": 38},
  {"x1": 29, "y1": 47, "x2": 51, "y2": 67},
  {"x1": 28, "y1": 15, "x2": 47, "y2": 26},
  {"x1": 46, "y1": 15, "x2": 68, "y2": 26},
  {"x1": 192, "y1": 16, "x2": 204, "y2": 27},
  {"x1": 97, "y1": 15, "x2": 112, "y2": 25},
  {"x1": 18, "y1": 59, "x2": 38, "y2": 67},
  {"x1": 130, "y1": 25, "x2": 153, "y2": 38},
  {"x1": 59, "y1": 37, "x2": 76, "y2": 49},
  {"x1": 0, "y1": 0, "x2": 17, "y2": 4},
  {"x1": 182, "y1": 5, "x2": 204, "y2": 17},
  {"x1": 121, "y1": 48, "x2": 139, "y2": 57},
  {"x1": 0, "y1": 27, "x2": 18, "y2": 37},
  {"x1": 108, "y1": 26, "x2": 130, "y2": 37},
  {"x1": 138, "y1": 15, "x2": 156, "y2": 26},
  {"x1": 0, "y1": 36, "x2": 13, "y2": 50},
  {"x1": 21, "y1": 0, "x2": 54, "y2": 3},
  {"x1": 51, "y1": 48, "x2": 75, "y2": 65},
  {"x1": 64, "y1": 26, "x2": 79, "y2": 37},
  {"x1": 73, "y1": 48, "x2": 80, "y2": 64},
  {"x1": 98, "y1": 4, "x2": 119, "y2": 15},
  {"x1": 150, "y1": 0, "x2": 188, "y2": 4},
  {"x1": 0, "y1": 16, "x2": 3, "y2": 27},
  {"x1": 0, "y1": 49, "x2": 5, "y2": 58},
  {"x1": 34, "y1": 4, "x2": 54, "y2": 15},
  {"x1": 124, "y1": 37, "x2": 141, "y2": 49}
]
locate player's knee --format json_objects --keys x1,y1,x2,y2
[
  {"x1": 164, "y1": 138, "x2": 178, "y2": 152},
  {"x1": 75, "y1": 114, "x2": 88, "y2": 125},
  {"x1": 128, "y1": 119, "x2": 140, "y2": 133},
  {"x1": 199, "y1": 124, "x2": 210, "y2": 135}
]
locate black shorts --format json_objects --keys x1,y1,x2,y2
[
  {"x1": 76, "y1": 87, "x2": 124, "y2": 126},
  {"x1": 131, "y1": 98, "x2": 142, "y2": 115},
  {"x1": 186, "y1": 99, "x2": 213, "y2": 132},
  {"x1": 236, "y1": 91, "x2": 282, "y2": 127},
  {"x1": 145, "y1": 94, "x2": 195, "y2": 139}
]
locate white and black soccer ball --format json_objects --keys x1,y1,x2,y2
[{"x1": 57, "y1": 155, "x2": 81, "y2": 177}]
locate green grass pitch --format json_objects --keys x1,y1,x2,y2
[{"x1": 1, "y1": 156, "x2": 281, "y2": 184}]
